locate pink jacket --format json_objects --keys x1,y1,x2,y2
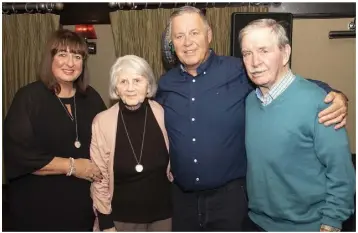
[{"x1": 90, "y1": 100, "x2": 169, "y2": 231}]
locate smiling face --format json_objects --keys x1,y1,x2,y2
[
  {"x1": 241, "y1": 27, "x2": 290, "y2": 94},
  {"x1": 116, "y1": 73, "x2": 149, "y2": 106},
  {"x1": 52, "y1": 47, "x2": 83, "y2": 84},
  {"x1": 171, "y1": 12, "x2": 212, "y2": 74}
]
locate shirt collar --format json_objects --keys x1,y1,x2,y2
[
  {"x1": 255, "y1": 69, "x2": 295, "y2": 105},
  {"x1": 179, "y1": 49, "x2": 216, "y2": 76}
]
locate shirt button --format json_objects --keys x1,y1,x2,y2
[
  {"x1": 196, "y1": 177, "x2": 200, "y2": 182},
  {"x1": 194, "y1": 159, "x2": 197, "y2": 163},
  {"x1": 192, "y1": 79, "x2": 196, "y2": 83},
  {"x1": 192, "y1": 97, "x2": 195, "y2": 101},
  {"x1": 191, "y1": 118, "x2": 195, "y2": 122},
  {"x1": 192, "y1": 138, "x2": 196, "y2": 142}
]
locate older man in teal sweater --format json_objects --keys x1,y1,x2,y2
[{"x1": 240, "y1": 19, "x2": 355, "y2": 231}]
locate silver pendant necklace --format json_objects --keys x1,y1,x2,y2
[
  {"x1": 120, "y1": 105, "x2": 147, "y2": 173},
  {"x1": 57, "y1": 94, "x2": 81, "y2": 149}
]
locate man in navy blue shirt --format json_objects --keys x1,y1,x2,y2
[{"x1": 155, "y1": 6, "x2": 348, "y2": 231}]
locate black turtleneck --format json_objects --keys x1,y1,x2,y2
[{"x1": 98, "y1": 99, "x2": 171, "y2": 230}]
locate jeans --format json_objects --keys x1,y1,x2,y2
[{"x1": 172, "y1": 178, "x2": 248, "y2": 231}]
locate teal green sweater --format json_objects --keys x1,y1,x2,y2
[{"x1": 245, "y1": 76, "x2": 355, "y2": 231}]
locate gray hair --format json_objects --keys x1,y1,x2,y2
[
  {"x1": 168, "y1": 6, "x2": 210, "y2": 40},
  {"x1": 238, "y1": 18, "x2": 290, "y2": 49},
  {"x1": 109, "y1": 55, "x2": 157, "y2": 100}
]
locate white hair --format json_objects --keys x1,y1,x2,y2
[
  {"x1": 239, "y1": 18, "x2": 290, "y2": 49},
  {"x1": 109, "y1": 55, "x2": 157, "y2": 100}
]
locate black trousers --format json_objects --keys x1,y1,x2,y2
[
  {"x1": 243, "y1": 216, "x2": 266, "y2": 232},
  {"x1": 172, "y1": 178, "x2": 248, "y2": 231}
]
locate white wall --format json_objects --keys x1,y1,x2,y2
[{"x1": 291, "y1": 18, "x2": 356, "y2": 153}]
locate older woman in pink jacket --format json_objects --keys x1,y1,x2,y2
[{"x1": 90, "y1": 55, "x2": 173, "y2": 231}]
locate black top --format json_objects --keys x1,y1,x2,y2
[
  {"x1": 3, "y1": 81, "x2": 107, "y2": 231},
  {"x1": 97, "y1": 99, "x2": 171, "y2": 230}
]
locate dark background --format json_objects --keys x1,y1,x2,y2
[{"x1": 57, "y1": 2, "x2": 355, "y2": 25}]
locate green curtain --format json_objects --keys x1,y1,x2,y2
[
  {"x1": 110, "y1": 9, "x2": 174, "y2": 80},
  {"x1": 2, "y1": 13, "x2": 60, "y2": 118},
  {"x1": 2, "y1": 13, "x2": 60, "y2": 184}
]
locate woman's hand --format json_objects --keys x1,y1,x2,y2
[{"x1": 73, "y1": 158, "x2": 103, "y2": 182}]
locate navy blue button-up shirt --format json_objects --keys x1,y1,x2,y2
[{"x1": 156, "y1": 51, "x2": 254, "y2": 191}]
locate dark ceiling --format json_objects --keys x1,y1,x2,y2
[
  {"x1": 59, "y1": 2, "x2": 355, "y2": 25},
  {"x1": 2, "y1": 3, "x2": 355, "y2": 25}
]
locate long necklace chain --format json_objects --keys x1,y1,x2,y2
[
  {"x1": 57, "y1": 94, "x2": 81, "y2": 148},
  {"x1": 120, "y1": 106, "x2": 147, "y2": 167}
]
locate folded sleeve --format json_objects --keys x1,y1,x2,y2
[
  {"x1": 3, "y1": 87, "x2": 54, "y2": 181},
  {"x1": 90, "y1": 115, "x2": 114, "y2": 228}
]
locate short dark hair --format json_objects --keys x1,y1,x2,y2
[{"x1": 39, "y1": 29, "x2": 89, "y2": 94}]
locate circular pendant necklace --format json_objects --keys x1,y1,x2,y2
[
  {"x1": 57, "y1": 94, "x2": 81, "y2": 149},
  {"x1": 74, "y1": 140, "x2": 81, "y2": 148},
  {"x1": 120, "y1": 105, "x2": 147, "y2": 173},
  {"x1": 135, "y1": 164, "x2": 144, "y2": 172}
]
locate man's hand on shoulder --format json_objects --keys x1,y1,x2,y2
[{"x1": 318, "y1": 91, "x2": 348, "y2": 130}]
